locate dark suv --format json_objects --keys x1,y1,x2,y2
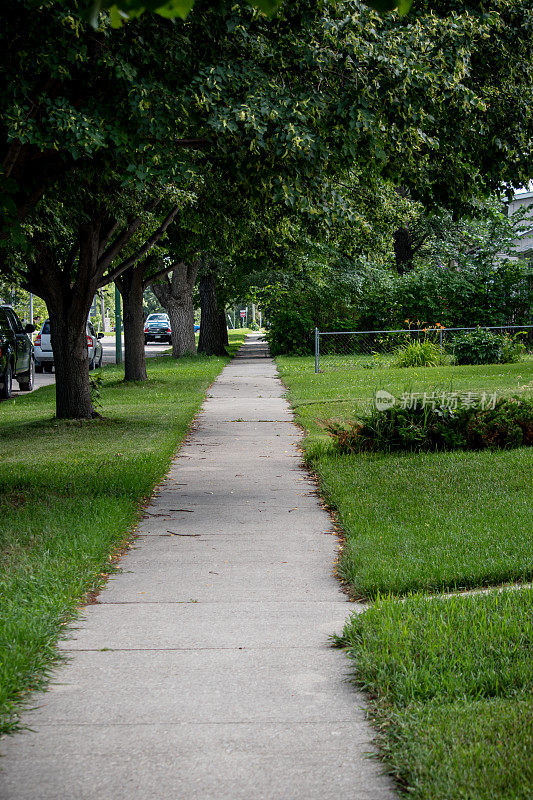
[{"x1": 0, "y1": 305, "x2": 35, "y2": 399}]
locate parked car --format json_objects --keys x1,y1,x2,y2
[
  {"x1": 34, "y1": 319, "x2": 104, "y2": 372},
  {"x1": 194, "y1": 323, "x2": 200, "y2": 333},
  {"x1": 144, "y1": 313, "x2": 172, "y2": 344},
  {"x1": 0, "y1": 305, "x2": 35, "y2": 398}
]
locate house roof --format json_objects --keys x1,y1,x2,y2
[{"x1": 513, "y1": 190, "x2": 533, "y2": 200}]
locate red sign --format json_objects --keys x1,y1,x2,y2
[{"x1": 240, "y1": 310, "x2": 246, "y2": 318}]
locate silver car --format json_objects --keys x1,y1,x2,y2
[{"x1": 34, "y1": 319, "x2": 104, "y2": 372}]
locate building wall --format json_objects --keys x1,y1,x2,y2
[{"x1": 507, "y1": 191, "x2": 533, "y2": 259}]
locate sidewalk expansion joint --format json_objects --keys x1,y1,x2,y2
[
  {"x1": 61, "y1": 645, "x2": 330, "y2": 652},
  {"x1": 28, "y1": 719, "x2": 360, "y2": 728},
  {"x1": 92, "y1": 599, "x2": 351, "y2": 605}
]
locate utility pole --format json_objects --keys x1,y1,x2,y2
[
  {"x1": 115, "y1": 283, "x2": 122, "y2": 364},
  {"x1": 100, "y1": 290, "x2": 106, "y2": 333},
  {"x1": 29, "y1": 293, "x2": 34, "y2": 326}
]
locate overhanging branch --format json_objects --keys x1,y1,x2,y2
[
  {"x1": 98, "y1": 203, "x2": 180, "y2": 288},
  {"x1": 145, "y1": 256, "x2": 196, "y2": 288},
  {"x1": 97, "y1": 197, "x2": 161, "y2": 273}
]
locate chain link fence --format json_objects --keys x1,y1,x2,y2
[{"x1": 314, "y1": 325, "x2": 533, "y2": 373}]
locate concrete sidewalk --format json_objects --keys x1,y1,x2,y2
[{"x1": 0, "y1": 336, "x2": 395, "y2": 800}]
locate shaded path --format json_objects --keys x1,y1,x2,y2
[{"x1": 0, "y1": 336, "x2": 395, "y2": 800}]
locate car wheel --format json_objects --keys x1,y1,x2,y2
[
  {"x1": 97, "y1": 351, "x2": 103, "y2": 368},
  {"x1": 18, "y1": 358, "x2": 35, "y2": 392},
  {"x1": 89, "y1": 354, "x2": 95, "y2": 371},
  {"x1": 43, "y1": 363, "x2": 53, "y2": 373},
  {"x1": 1, "y1": 362, "x2": 13, "y2": 399},
  {"x1": 35, "y1": 362, "x2": 43, "y2": 374}
]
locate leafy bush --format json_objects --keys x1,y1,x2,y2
[
  {"x1": 452, "y1": 329, "x2": 526, "y2": 365},
  {"x1": 500, "y1": 333, "x2": 527, "y2": 363},
  {"x1": 358, "y1": 260, "x2": 531, "y2": 331},
  {"x1": 394, "y1": 340, "x2": 445, "y2": 367},
  {"x1": 265, "y1": 309, "x2": 314, "y2": 356},
  {"x1": 324, "y1": 397, "x2": 533, "y2": 453}
]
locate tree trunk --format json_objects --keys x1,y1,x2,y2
[
  {"x1": 151, "y1": 261, "x2": 199, "y2": 357},
  {"x1": 48, "y1": 306, "x2": 94, "y2": 419},
  {"x1": 40, "y1": 235, "x2": 97, "y2": 419},
  {"x1": 219, "y1": 309, "x2": 229, "y2": 347},
  {"x1": 393, "y1": 226, "x2": 415, "y2": 274},
  {"x1": 117, "y1": 264, "x2": 147, "y2": 381},
  {"x1": 198, "y1": 272, "x2": 227, "y2": 356},
  {"x1": 167, "y1": 299, "x2": 194, "y2": 357}
]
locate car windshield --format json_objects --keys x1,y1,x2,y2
[
  {"x1": 42, "y1": 320, "x2": 51, "y2": 334},
  {"x1": 148, "y1": 315, "x2": 168, "y2": 321}
]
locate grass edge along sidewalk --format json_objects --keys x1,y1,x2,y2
[
  {"x1": 335, "y1": 589, "x2": 533, "y2": 800},
  {"x1": 0, "y1": 331, "x2": 245, "y2": 736},
  {"x1": 276, "y1": 355, "x2": 533, "y2": 800},
  {"x1": 277, "y1": 357, "x2": 533, "y2": 598}
]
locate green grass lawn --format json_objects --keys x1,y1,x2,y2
[
  {"x1": 0, "y1": 331, "x2": 245, "y2": 735},
  {"x1": 336, "y1": 589, "x2": 533, "y2": 800},
  {"x1": 277, "y1": 354, "x2": 533, "y2": 800},
  {"x1": 318, "y1": 448, "x2": 532, "y2": 597},
  {"x1": 277, "y1": 355, "x2": 533, "y2": 596}
]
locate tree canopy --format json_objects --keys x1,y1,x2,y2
[
  {"x1": 1, "y1": 0, "x2": 532, "y2": 415},
  {"x1": 87, "y1": 0, "x2": 414, "y2": 28},
  {"x1": 3, "y1": 0, "x2": 532, "y2": 240}
]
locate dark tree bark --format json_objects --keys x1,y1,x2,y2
[
  {"x1": 393, "y1": 226, "x2": 415, "y2": 274},
  {"x1": 49, "y1": 305, "x2": 94, "y2": 419},
  {"x1": 151, "y1": 261, "x2": 199, "y2": 357},
  {"x1": 197, "y1": 270, "x2": 227, "y2": 356},
  {"x1": 219, "y1": 310, "x2": 229, "y2": 347},
  {"x1": 117, "y1": 263, "x2": 147, "y2": 382},
  {"x1": 34, "y1": 229, "x2": 100, "y2": 419}
]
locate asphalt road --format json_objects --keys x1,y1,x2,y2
[{"x1": 11, "y1": 336, "x2": 171, "y2": 397}]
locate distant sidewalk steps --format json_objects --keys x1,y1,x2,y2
[{"x1": 234, "y1": 334, "x2": 270, "y2": 359}]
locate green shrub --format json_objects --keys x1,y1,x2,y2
[
  {"x1": 500, "y1": 332, "x2": 528, "y2": 363},
  {"x1": 265, "y1": 309, "x2": 314, "y2": 356},
  {"x1": 358, "y1": 260, "x2": 531, "y2": 331},
  {"x1": 452, "y1": 329, "x2": 526, "y2": 365},
  {"x1": 324, "y1": 396, "x2": 533, "y2": 453},
  {"x1": 394, "y1": 340, "x2": 445, "y2": 367}
]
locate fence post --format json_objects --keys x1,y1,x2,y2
[
  {"x1": 314, "y1": 327, "x2": 319, "y2": 374},
  {"x1": 439, "y1": 328, "x2": 443, "y2": 353}
]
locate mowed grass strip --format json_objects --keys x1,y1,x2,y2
[
  {"x1": 335, "y1": 589, "x2": 533, "y2": 800},
  {"x1": 0, "y1": 334, "x2": 244, "y2": 734},
  {"x1": 318, "y1": 448, "x2": 532, "y2": 597},
  {"x1": 277, "y1": 355, "x2": 533, "y2": 597}
]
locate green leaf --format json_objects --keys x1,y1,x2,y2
[
  {"x1": 155, "y1": 0, "x2": 195, "y2": 19},
  {"x1": 247, "y1": 0, "x2": 283, "y2": 16},
  {"x1": 109, "y1": 4, "x2": 129, "y2": 27},
  {"x1": 397, "y1": 0, "x2": 413, "y2": 15},
  {"x1": 362, "y1": 0, "x2": 400, "y2": 12}
]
